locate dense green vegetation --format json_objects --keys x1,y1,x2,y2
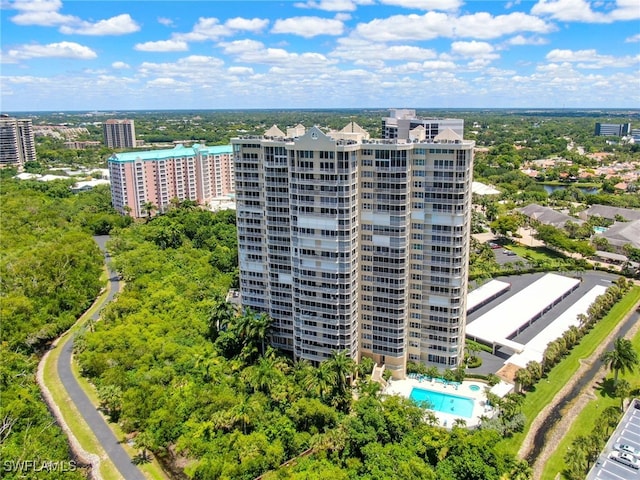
[
  {"x1": 73, "y1": 208, "x2": 529, "y2": 479},
  {"x1": 0, "y1": 178, "x2": 114, "y2": 479}
]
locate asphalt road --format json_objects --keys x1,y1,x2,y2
[{"x1": 57, "y1": 235, "x2": 146, "y2": 480}]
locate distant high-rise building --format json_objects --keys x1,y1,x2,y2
[
  {"x1": 103, "y1": 119, "x2": 137, "y2": 148},
  {"x1": 594, "y1": 122, "x2": 632, "y2": 136},
  {"x1": 232, "y1": 110, "x2": 474, "y2": 376},
  {"x1": 382, "y1": 109, "x2": 464, "y2": 141},
  {"x1": 108, "y1": 144, "x2": 235, "y2": 218},
  {"x1": 0, "y1": 115, "x2": 36, "y2": 169}
]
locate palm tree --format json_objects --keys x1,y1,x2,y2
[
  {"x1": 305, "y1": 363, "x2": 336, "y2": 402},
  {"x1": 134, "y1": 431, "x2": 154, "y2": 462},
  {"x1": 239, "y1": 308, "x2": 272, "y2": 358},
  {"x1": 207, "y1": 299, "x2": 236, "y2": 341},
  {"x1": 425, "y1": 366, "x2": 439, "y2": 381},
  {"x1": 599, "y1": 405, "x2": 621, "y2": 434},
  {"x1": 601, "y1": 337, "x2": 639, "y2": 386},
  {"x1": 326, "y1": 350, "x2": 356, "y2": 398},
  {"x1": 515, "y1": 368, "x2": 533, "y2": 392},
  {"x1": 509, "y1": 459, "x2": 532, "y2": 480},
  {"x1": 230, "y1": 397, "x2": 258, "y2": 434},
  {"x1": 452, "y1": 418, "x2": 467, "y2": 429},
  {"x1": 246, "y1": 354, "x2": 286, "y2": 395},
  {"x1": 615, "y1": 379, "x2": 631, "y2": 412},
  {"x1": 141, "y1": 201, "x2": 156, "y2": 221}
]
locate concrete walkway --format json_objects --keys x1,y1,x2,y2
[{"x1": 55, "y1": 236, "x2": 146, "y2": 480}]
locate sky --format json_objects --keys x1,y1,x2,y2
[{"x1": 1, "y1": 0, "x2": 639, "y2": 111}]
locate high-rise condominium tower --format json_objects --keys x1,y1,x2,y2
[
  {"x1": 232, "y1": 111, "x2": 474, "y2": 376},
  {"x1": 103, "y1": 119, "x2": 136, "y2": 149},
  {"x1": 0, "y1": 115, "x2": 36, "y2": 169}
]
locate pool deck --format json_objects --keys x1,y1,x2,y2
[{"x1": 384, "y1": 377, "x2": 495, "y2": 428}]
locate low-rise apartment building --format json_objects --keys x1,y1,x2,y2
[{"x1": 108, "y1": 143, "x2": 234, "y2": 218}]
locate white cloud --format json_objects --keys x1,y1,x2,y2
[
  {"x1": 331, "y1": 37, "x2": 437, "y2": 62},
  {"x1": 546, "y1": 48, "x2": 640, "y2": 68},
  {"x1": 5, "y1": 41, "x2": 97, "y2": 60},
  {"x1": 225, "y1": 17, "x2": 269, "y2": 32},
  {"x1": 228, "y1": 66, "x2": 255, "y2": 75},
  {"x1": 422, "y1": 60, "x2": 457, "y2": 70},
  {"x1": 531, "y1": 0, "x2": 640, "y2": 23},
  {"x1": 353, "y1": 11, "x2": 553, "y2": 42},
  {"x1": 453, "y1": 12, "x2": 554, "y2": 39},
  {"x1": 175, "y1": 17, "x2": 233, "y2": 42},
  {"x1": 271, "y1": 16, "x2": 345, "y2": 37},
  {"x1": 146, "y1": 77, "x2": 187, "y2": 87},
  {"x1": 506, "y1": 35, "x2": 548, "y2": 46},
  {"x1": 10, "y1": 0, "x2": 79, "y2": 27},
  {"x1": 59, "y1": 13, "x2": 140, "y2": 35},
  {"x1": 112, "y1": 61, "x2": 130, "y2": 69},
  {"x1": 219, "y1": 39, "x2": 337, "y2": 67},
  {"x1": 158, "y1": 17, "x2": 174, "y2": 27},
  {"x1": 451, "y1": 40, "x2": 495, "y2": 57},
  {"x1": 626, "y1": 33, "x2": 640, "y2": 43},
  {"x1": 10, "y1": 1, "x2": 140, "y2": 35},
  {"x1": 139, "y1": 56, "x2": 226, "y2": 80},
  {"x1": 378, "y1": 0, "x2": 463, "y2": 11},
  {"x1": 9, "y1": 0, "x2": 63, "y2": 12},
  {"x1": 293, "y1": 0, "x2": 373, "y2": 12},
  {"x1": 175, "y1": 16, "x2": 269, "y2": 42},
  {"x1": 135, "y1": 39, "x2": 189, "y2": 52}
]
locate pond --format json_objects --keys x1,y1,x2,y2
[{"x1": 542, "y1": 184, "x2": 599, "y2": 195}]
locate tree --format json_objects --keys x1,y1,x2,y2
[
  {"x1": 615, "y1": 379, "x2": 631, "y2": 412},
  {"x1": 490, "y1": 213, "x2": 523, "y2": 237},
  {"x1": 601, "y1": 337, "x2": 639, "y2": 386},
  {"x1": 207, "y1": 299, "x2": 236, "y2": 342},
  {"x1": 508, "y1": 459, "x2": 533, "y2": 480},
  {"x1": 142, "y1": 201, "x2": 156, "y2": 221},
  {"x1": 325, "y1": 350, "x2": 356, "y2": 411},
  {"x1": 599, "y1": 405, "x2": 621, "y2": 434},
  {"x1": 514, "y1": 368, "x2": 533, "y2": 391},
  {"x1": 134, "y1": 430, "x2": 154, "y2": 463}
]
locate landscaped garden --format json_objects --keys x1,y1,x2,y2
[{"x1": 498, "y1": 285, "x2": 640, "y2": 459}]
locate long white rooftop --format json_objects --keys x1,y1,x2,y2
[
  {"x1": 465, "y1": 273, "x2": 580, "y2": 349},
  {"x1": 507, "y1": 285, "x2": 607, "y2": 368},
  {"x1": 466, "y1": 279, "x2": 511, "y2": 313}
]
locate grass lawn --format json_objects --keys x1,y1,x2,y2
[
  {"x1": 498, "y1": 286, "x2": 640, "y2": 458},
  {"x1": 541, "y1": 329, "x2": 640, "y2": 480},
  {"x1": 41, "y1": 268, "x2": 169, "y2": 480},
  {"x1": 506, "y1": 244, "x2": 566, "y2": 262}
]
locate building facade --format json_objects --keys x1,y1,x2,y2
[
  {"x1": 594, "y1": 122, "x2": 632, "y2": 136},
  {"x1": 382, "y1": 109, "x2": 464, "y2": 141},
  {"x1": 0, "y1": 115, "x2": 36, "y2": 169},
  {"x1": 103, "y1": 119, "x2": 137, "y2": 148},
  {"x1": 108, "y1": 144, "x2": 234, "y2": 218},
  {"x1": 233, "y1": 112, "x2": 474, "y2": 375}
]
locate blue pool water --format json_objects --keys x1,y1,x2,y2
[
  {"x1": 410, "y1": 387, "x2": 475, "y2": 418},
  {"x1": 593, "y1": 226, "x2": 608, "y2": 234},
  {"x1": 469, "y1": 384, "x2": 481, "y2": 392}
]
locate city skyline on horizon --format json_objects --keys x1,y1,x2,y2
[{"x1": 2, "y1": 0, "x2": 639, "y2": 111}]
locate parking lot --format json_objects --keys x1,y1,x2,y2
[{"x1": 587, "y1": 399, "x2": 640, "y2": 479}]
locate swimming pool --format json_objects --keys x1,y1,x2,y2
[
  {"x1": 469, "y1": 384, "x2": 481, "y2": 392},
  {"x1": 410, "y1": 387, "x2": 475, "y2": 418}
]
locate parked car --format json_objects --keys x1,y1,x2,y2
[
  {"x1": 614, "y1": 441, "x2": 640, "y2": 458},
  {"x1": 488, "y1": 242, "x2": 500, "y2": 249},
  {"x1": 609, "y1": 451, "x2": 640, "y2": 469}
]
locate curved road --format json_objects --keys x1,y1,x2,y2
[{"x1": 57, "y1": 235, "x2": 145, "y2": 480}]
